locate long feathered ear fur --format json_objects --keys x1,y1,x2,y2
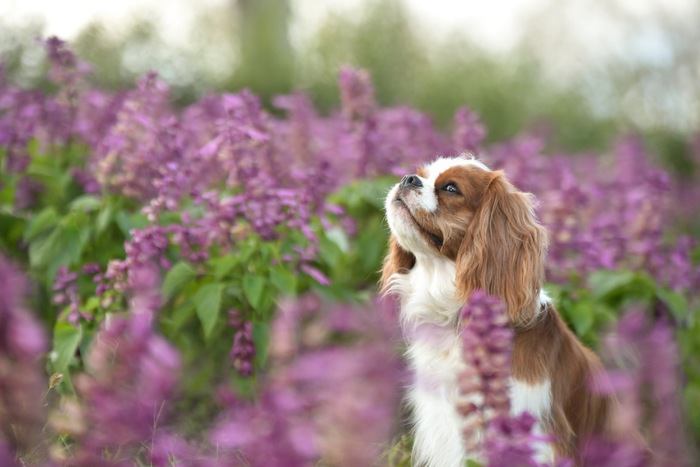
[
  {"x1": 456, "y1": 171, "x2": 548, "y2": 324},
  {"x1": 380, "y1": 236, "x2": 416, "y2": 294}
]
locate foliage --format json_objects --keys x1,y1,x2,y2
[{"x1": 0, "y1": 38, "x2": 698, "y2": 465}]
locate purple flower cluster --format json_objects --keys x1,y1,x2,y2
[
  {"x1": 44, "y1": 36, "x2": 90, "y2": 91},
  {"x1": 485, "y1": 413, "x2": 545, "y2": 467},
  {"x1": 10, "y1": 40, "x2": 700, "y2": 296},
  {"x1": 586, "y1": 310, "x2": 692, "y2": 466},
  {"x1": 458, "y1": 292, "x2": 513, "y2": 434},
  {"x1": 487, "y1": 134, "x2": 700, "y2": 292},
  {"x1": 2, "y1": 38, "x2": 700, "y2": 466},
  {"x1": 228, "y1": 310, "x2": 256, "y2": 376},
  {"x1": 458, "y1": 291, "x2": 544, "y2": 464},
  {"x1": 339, "y1": 67, "x2": 376, "y2": 121},
  {"x1": 93, "y1": 73, "x2": 176, "y2": 201},
  {"x1": 0, "y1": 256, "x2": 47, "y2": 462},
  {"x1": 58, "y1": 269, "x2": 180, "y2": 465},
  {"x1": 453, "y1": 106, "x2": 487, "y2": 153},
  {"x1": 0, "y1": 38, "x2": 90, "y2": 178},
  {"x1": 52, "y1": 265, "x2": 81, "y2": 322},
  {"x1": 337, "y1": 67, "x2": 453, "y2": 178},
  {"x1": 14, "y1": 176, "x2": 43, "y2": 211},
  {"x1": 207, "y1": 295, "x2": 403, "y2": 467},
  {"x1": 3, "y1": 257, "x2": 406, "y2": 466},
  {"x1": 5, "y1": 39, "x2": 698, "y2": 297}
]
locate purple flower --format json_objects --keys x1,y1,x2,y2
[
  {"x1": 228, "y1": 310, "x2": 256, "y2": 376},
  {"x1": 150, "y1": 432, "x2": 213, "y2": 467},
  {"x1": 14, "y1": 176, "x2": 43, "y2": 210},
  {"x1": 338, "y1": 67, "x2": 376, "y2": 120},
  {"x1": 485, "y1": 413, "x2": 544, "y2": 467},
  {"x1": 210, "y1": 295, "x2": 402, "y2": 466},
  {"x1": 1, "y1": 39, "x2": 699, "y2": 467},
  {"x1": 453, "y1": 106, "x2": 486, "y2": 153},
  {"x1": 71, "y1": 168, "x2": 100, "y2": 194},
  {"x1": 458, "y1": 292, "x2": 513, "y2": 432},
  {"x1": 92, "y1": 72, "x2": 177, "y2": 201},
  {"x1": 458, "y1": 292, "x2": 546, "y2": 464},
  {"x1": 68, "y1": 312, "x2": 180, "y2": 465},
  {"x1": 52, "y1": 266, "x2": 83, "y2": 323},
  {"x1": 300, "y1": 263, "x2": 331, "y2": 286},
  {"x1": 580, "y1": 437, "x2": 647, "y2": 467},
  {"x1": 586, "y1": 310, "x2": 692, "y2": 466},
  {"x1": 0, "y1": 256, "x2": 48, "y2": 459}
]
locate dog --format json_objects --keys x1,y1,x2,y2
[{"x1": 381, "y1": 156, "x2": 612, "y2": 466}]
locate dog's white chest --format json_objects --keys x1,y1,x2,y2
[
  {"x1": 394, "y1": 260, "x2": 468, "y2": 467},
  {"x1": 405, "y1": 326, "x2": 467, "y2": 467},
  {"x1": 395, "y1": 261, "x2": 554, "y2": 467}
]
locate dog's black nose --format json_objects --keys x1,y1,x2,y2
[{"x1": 401, "y1": 175, "x2": 423, "y2": 188}]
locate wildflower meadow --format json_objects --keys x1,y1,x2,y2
[{"x1": 1, "y1": 38, "x2": 699, "y2": 466}]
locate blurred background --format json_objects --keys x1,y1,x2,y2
[
  {"x1": 1, "y1": 0, "x2": 699, "y2": 170},
  {"x1": 1, "y1": 2, "x2": 700, "y2": 463}
]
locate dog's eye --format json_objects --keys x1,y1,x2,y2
[{"x1": 442, "y1": 183, "x2": 460, "y2": 194}]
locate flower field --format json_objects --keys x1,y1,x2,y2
[{"x1": 1, "y1": 38, "x2": 699, "y2": 466}]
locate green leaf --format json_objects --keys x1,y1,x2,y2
[
  {"x1": 588, "y1": 270, "x2": 656, "y2": 308},
  {"x1": 588, "y1": 270, "x2": 636, "y2": 298},
  {"x1": 269, "y1": 266, "x2": 297, "y2": 296},
  {"x1": 330, "y1": 177, "x2": 395, "y2": 211},
  {"x1": 24, "y1": 207, "x2": 58, "y2": 241},
  {"x1": 52, "y1": 322, "x2": 83, "y2": 373},
  {"x1": 69, "y1": 195, "x2": 101, "y2": 212},
  {"x1": 96, "y1": 204, "x2": 114, "y2": 235},
  {"x1": 115, "y1": 211, "x2": 148, "y2": 236},
  {"x1": 78, "y1": 331, "x2": 95, "y2": 364},
  {"x1": 238, "y1": 238, "x2": 259, "y2": 264},
  {"x1": 29, "y1": 222, "x2": 90, "y2": 279},
  {"x1": 0, "y1": 210, "x2": 26, "y2": 249},
  {"x1": 318, "y1": 235, "x2": 344, "y2": 270},
  {"x1": 569, "y1": 302, "x2": 594, "y2": 336},
  {"x1": 212, "y1": 254, "x2": 238, "y2": 280},
  {"x1": 193, "y1": 283, "x2": 224, "y2": 339},
  {"x1": 168, "y1": 303, "x2": 196, "y2": 332},
  {"x1": 243, "y1": 275, "x2": 265, "y2": 310},
  {"x1": 325, "y1": 226, "x2": 350, "y2": 252},
  {"x1": 253, "y1": 321, "x2": 270, "y2": 369},
  {"x1": 656, "y1": 287, "x2": 688, "y2": 322},
  {"x1": 684, "y1": 382, "x2": 700, "y2": 434},
  {"x1": 0, "y1": 175, "x2": 16, "y2": 205},
  {"x1": 85, "y1": 296, "x2": 100, "y2": 310},
  {"x1": 356, "y1": 217, "x2": 386, "y2": 272},
  {"x1": 162, "y1": 262, "x2": 196, "y2": 300}
]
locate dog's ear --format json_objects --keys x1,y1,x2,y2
[
  {"x1": 455, "y1": 172, "x2": 548, "y2": 323},
  {"x1": 380, "y1": 235, "x2": 416, "y2": 294}
]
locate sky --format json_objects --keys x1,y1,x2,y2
[
  {"x1": 1, "y1": 0, "x2": 697, "y2": 95},
  {"x1": 1, "y1": 0, "x2": 697, "y2": 131},
  {"x1": 2, "y1": 0, "x2": 693, "y2": 53}
]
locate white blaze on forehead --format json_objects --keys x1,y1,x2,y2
[
  {"x1": 412, "y1": 156, "x2": 490, "y2": 213},
  {"x1": 423, "y1": 156, "x2": 490, "y2": 180}
]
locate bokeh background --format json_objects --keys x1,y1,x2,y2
[
  {"x1": 2, "y1": 0, "x2": 699, "y2": 172},
  {"x1": 2, "y1": 1, "x2": 700, "y2": 465}
]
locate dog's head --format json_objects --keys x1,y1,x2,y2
[{"x1": 382, "y1": 156, "x2": 548, "y2": 324}]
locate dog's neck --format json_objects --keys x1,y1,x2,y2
[
  {"x1": 389, "y1": 255, "x2": 548, "y2": 331},
  {"x1": 388, "y1": 255, "x2": 462, "y2": 330}
]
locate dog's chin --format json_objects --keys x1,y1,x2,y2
[{"x1": 387, "y1": 195, "x2": 443, "y2": 255}]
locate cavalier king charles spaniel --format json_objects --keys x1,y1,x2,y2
[{"x1": 381, "y1": 156, "x2": 613, "y2": 466}]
